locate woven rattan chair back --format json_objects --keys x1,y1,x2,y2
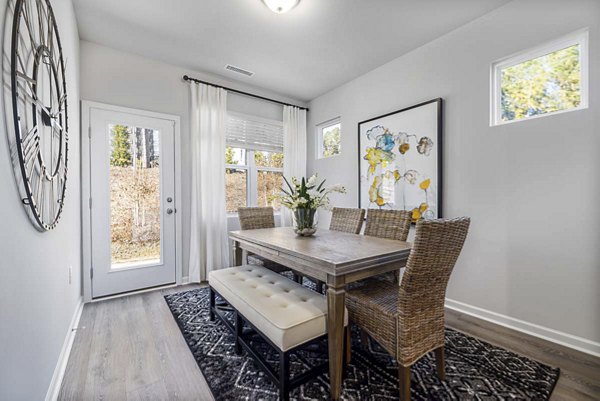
[
  {"x1": 364, "y1": 209, "x2": 412, "y2": 241},
  {"x1": 396, "y1": 217, "x2": 470, "y2": 366},
  {"x1": 238, "y1": 207, "x2": 275, "y2": 230},
  {"x1": 329, "y1": 207, "x2": 366, "y2": 234}
]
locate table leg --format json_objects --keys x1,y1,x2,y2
[
  {"x1": 232, "y1": 240, "x2": 243, "y2": 266},
  {"x1": 327, "y1": 284, "x2": 346, "y2": 400}
]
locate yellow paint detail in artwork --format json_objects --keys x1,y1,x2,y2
[
  {"x1": 411, "y1": 208, "x2": 421, "y2": 222},
  {"x1": 420, "y1": 178, "x2": 431, "y2": 190},
  {"x1": 369, "y1": 176, "x2": 381, "y2": 203},
  {"x1": 419, "y1": 202, "x2": 428, "y2": 213},
  {"x1": 365, "y1": 147, "x2": 389, "y2": 176}
]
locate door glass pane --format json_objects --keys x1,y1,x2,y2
[
  {"x1": 109, "y1": 124, "x2": 161, "y2": 268},
  {"x1": 257, "y1": 170, "x2": 283, "y2": 211}
]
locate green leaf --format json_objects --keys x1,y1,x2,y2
[{"x1": 283, "y1": 176, "x2": 294, "y2": 193}]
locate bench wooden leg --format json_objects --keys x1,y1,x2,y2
[
  {"x1": 316, "y1": 281, "x2": 324, "y2": 293},
  {"x1": 209, "y1": 287, "x2": 215, "y2": 321},
  {"x1": 279, "y1": 351, "x2": 290, "y2": 401},
  {"x1": 235, "y1": 312, "x2": 243, "y2": 355}
]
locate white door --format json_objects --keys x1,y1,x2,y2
[{"x1": 89, "y1": 108, "x2": 176, "y2": 298}]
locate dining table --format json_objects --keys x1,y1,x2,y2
[{"x1": 229, "y1": 226, "x2": 412, "y2": 400}]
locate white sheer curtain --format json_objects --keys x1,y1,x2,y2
[
  {"x1": 188, "y1": 82, "x2": 230, "y2": 282},
  {"x1": 282, "y1": 106, "x2": 307, "y2": 226}
]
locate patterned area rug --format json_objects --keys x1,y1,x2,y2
[{"x1": 164, "y1": 287, "x2": 559, "y2": 400}]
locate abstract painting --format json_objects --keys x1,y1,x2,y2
[{"x1": 358, "y1": 99, "x2": 442, "y2": 222}]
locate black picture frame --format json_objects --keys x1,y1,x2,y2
[{"x1": 357, "y1": 98, "x2": 443, "y2": 221}]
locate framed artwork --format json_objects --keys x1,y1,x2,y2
[{"x1": 358, "y1": 98, "x2": 442, "y2": 222}]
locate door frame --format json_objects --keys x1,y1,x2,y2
[{"x1": 81, "y1": 101, "x2": 182, "y2": 302}]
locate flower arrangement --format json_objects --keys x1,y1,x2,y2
[{"x1": 272, "y1": 174, "x2": 346, "y2": 236}]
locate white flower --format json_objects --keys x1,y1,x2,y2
[
  {"x1": 307, "y1": 189, "x2": 320, "y2": 199},
  {"x1": 307, "y1": 174, "x2": 318, "y2": 187},
  {"x1": 330, "y1": 184, "x2": 346, "y2": 193},
  {"x1": 297, "y1": 197, "x2": 308, "y2": 205}
]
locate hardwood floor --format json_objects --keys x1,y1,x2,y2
[
  {"x1": 59, "y1": 284, "x2": 600, "y2": 401},
  {"x1": 445, "y1": 310, "x2": 600, "y2": 401},
  {"x1": 59, "y1": 284, "x2": 213, "y2": 401}
]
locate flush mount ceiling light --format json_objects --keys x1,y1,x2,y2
[{"x1": 262, "y1": 0, "x2": 300, "y2": 14}]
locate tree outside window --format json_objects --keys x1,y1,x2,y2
[
  {"x1": 225, "y1": 147, "x2": 283, "y2": 213},
  {"x1": 318, "y1": 119, "x2": 341, "y2": 158}
]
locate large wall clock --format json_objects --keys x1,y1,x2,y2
[{"x1": 8, "y1": 0, "x2": 68, "y2": 231}]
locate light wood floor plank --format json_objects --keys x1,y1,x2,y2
[
  {"x1": 59, "y1": 285, "x2": 213, "y2": 401},
  {"x1": 59, "y1": 284, "x2": 599, "y2": 400}
]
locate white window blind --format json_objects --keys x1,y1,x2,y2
[{"x1": 226, "y1": 112, "x2": 283, "y2": 152}]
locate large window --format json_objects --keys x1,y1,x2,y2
[
  {"x1": 317, "y1": 118, "x2": 341, "y2": 158},
  {"x1": 225, "y1": 113, "x2": 284, "y2": 214},
  {"x1": 491, "y1": 30, "x2": 588, "y2": 126}
]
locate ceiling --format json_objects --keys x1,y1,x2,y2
[{"x1": 72, "y1": 0, "x2": 510, "y2": 102}]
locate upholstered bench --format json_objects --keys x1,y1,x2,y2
[{"x1": 208, "y1": 265, "x2": 348, "y2": 401}]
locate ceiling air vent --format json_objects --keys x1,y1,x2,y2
[{"x1": 225, "y1": 64, "x2": 254, "y2": 77}]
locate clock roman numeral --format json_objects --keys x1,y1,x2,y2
[
  {"x1": 23, "y1": 136, "x2": 39, "y2": 168},
  {"x1": 35, "y1": 0, "x2": 47, "y2": 46},
  {"x1": 21, "y1": 123, "x2": 38, "y2": 140},
  {"x1": 20, "y1": 0, "x2": 39, "y2": 51}
]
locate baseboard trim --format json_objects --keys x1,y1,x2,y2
[
  {"x1": 45, "y1": 297, "x2": 84, "y2": 401},
  {"x1": 445, "y1": 298, "x2": 600, "y2": 358}
]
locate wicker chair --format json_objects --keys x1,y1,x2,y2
[
  {"x1": 363, "y1": 209, "x2": 412, "y2": 284},
  {"x1": 306, "y1": 207, "x2": 367, "y2": 293},
  {"x1": 329, "y1": 207, "x2": 366, "y2": 234},
  {"x1": 237, "y1": 207, "x2": 293, "y2": 276},
  {"x1": 346, "y1": 217, "x2": 471, "y2": 401},
  {"x1": 364, "y1": 209, "x2": 412, "y2": 241}
]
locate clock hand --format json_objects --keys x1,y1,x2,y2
[{"x1": 17, "y1": 83, "x2": 54, "y2": 119}]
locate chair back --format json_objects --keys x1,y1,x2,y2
[
  {"x1": 364, "y1": 209, "x2": 411, "y2": 241},
  {"x1": 238, "y1": 207, "x2": 275, "y2": 230},
  {"x1": 396, "y1": 217, "x2": 470, "y2": 365},
  {"x1": 329, "y1": 207, "x2": 365, "y2": 234}
]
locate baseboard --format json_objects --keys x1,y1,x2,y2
[
  {"x1": 45, "y1": 297, "x2": 84, "y2": 401},
  {"x1": 445, "y1": 298, "x2": 600, "y2": 358}
]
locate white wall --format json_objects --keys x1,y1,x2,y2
[
  {"x1": 80, "y1": 41, "x2": 306, "y2": 279},
  {"x1": 0, "y1": 0, "x2": 81, "y2": 400},
  {"x1": 308, "y1": 0, "x2": 600, "y2": 345}
]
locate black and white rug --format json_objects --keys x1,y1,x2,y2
[{"x1": 164, "y1": 287, "x2": 559, "y2": 400}]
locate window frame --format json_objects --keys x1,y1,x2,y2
[
  {"x1": 490, "y1": 29, "x2": 589, "y2": 127},
  {"x1": 225, "y1": 148, "x2": 284, "y2": 215},
  {"x1": 316, "y1": 117, "x2": 342, "y2": 159}
]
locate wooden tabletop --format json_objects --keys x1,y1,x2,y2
[
  {"x1": 229, "y1": 227, "x2": 411, "y2": 276},
  {"x1": 229, "y1": 226, "x2": 412, "y2": 400}
]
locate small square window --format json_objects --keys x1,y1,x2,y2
[
  {"x1": 491, "y1": 29, "x2": 588, "y2": 126},
  {"x1": 317, "y1": 118, "x2": 341, "y2": 159}
]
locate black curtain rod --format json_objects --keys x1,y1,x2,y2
[{"x1": 182, "y1": 75, "x2": 309, "y2": 111}]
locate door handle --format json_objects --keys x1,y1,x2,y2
[{"x1": 166, "y1": 208, "x2": 174, "y2": 215}]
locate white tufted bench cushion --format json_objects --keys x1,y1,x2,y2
[{"x1": 209, "y1": 265, "x2": 347, "y2": 351}]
